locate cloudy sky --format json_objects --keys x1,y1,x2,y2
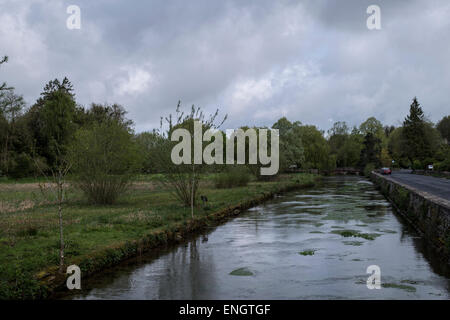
[{"x1": 1, "y1": 0, "x2": 449, "y2": 132}]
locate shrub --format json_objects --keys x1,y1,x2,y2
[
  {"x1": 70, "y1": 121, "x2": 142, "y2": 204},
  {"x1": 8, "y1": 153, "x2": 35, "y2": 179},
  {"x1": 214, "y1": 166, "x2": 251, "y2": 188},
  {"x1": 412, "y1": 159, "x2": 423, "y2": 170},
  {"x1": 435, "y1": 158, "x2": 450, "y2": 172}
]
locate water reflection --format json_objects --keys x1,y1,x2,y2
[{"x1": 69, "y1": 176, "x2": 450, "y2": 300}]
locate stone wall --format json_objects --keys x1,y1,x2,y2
[{"x1": 371, "y1": 172, "x2": 450, "y2": 261}]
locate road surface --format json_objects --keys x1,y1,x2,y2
[{"x1": 389, "y1": 171, "x2": 450, "y2": 201}]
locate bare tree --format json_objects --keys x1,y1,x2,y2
[
  {"x1": 30, "y1": 84, "x2": 77, "y2": 273},
  {"x1": 150, "y1": 102, "x2": 226, "y2": 217},
  {"x1": 33, "y1": 144, "x2": 72, "y2": 272},
  {"x1": 0, "y1": 56, "x2": 13, "y2": 93}
]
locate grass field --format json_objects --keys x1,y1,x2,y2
[{"x1": 0, "y1": 173, "x2": 317, "y2": 299}]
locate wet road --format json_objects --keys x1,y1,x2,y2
[
  {"x1": 69, "y1": 176, "x2": 450, "y2": 300},
  {"x1": 390, "y1": 171, "x2": 450, "y2": 200}
]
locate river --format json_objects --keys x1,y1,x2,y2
[{"x1": 69, "y1": 176, "x2": 450, "y2": 299}]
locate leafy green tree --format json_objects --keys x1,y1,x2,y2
[
  {"x1": 338, "y1": 129, "x2": 363, "y2": 167},
  {"x1": 328, "y1": 121, "x2": 349, "y2": 136},
  {"x1": 434, "y1": 144, "x2": 450, "y2": 171},
  {"x1": 437, "y1": 115, "x2": 450, "y2": 144},
  {"x1": 81, "y1": 103, "x2": 134, "y2": 130},
  {"x1": 272, "y1": 118, "x2": 304, "y2": 171},
  {"x1": 388, "y1": 127, "x2": 409, "y2": 168},
  {"x1": 41, "y1": 91, "x2": 77, "y2": 166},
  {"x1": 297, "y1": 125, "x2": 331, "y2": 170},
  {"x1": 359, "y1": 117, "x2": 384, "y2": 138},
  {"x1": 27, "y1": 78, "x2": 77, "y2": 168},
  {"x1": 360, "y1": 133, "x2": 382, "y2": 167},
  {"x1": 360, "y1": 117, "x2": 386, "y2": 148},
  {"x1": 0, "y1": 90, "x2": 26, "y2": 174},
  {"x1": 328, "y1": 121, "x2": 350, "y2": 167},
  {"x1": 135, "y1": 131, "x2": 165, "y2": 173}
]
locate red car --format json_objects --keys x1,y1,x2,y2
[{"x1": 380, "y1": 167, "x2": 392, "y2": 175}]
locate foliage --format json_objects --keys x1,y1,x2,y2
[
  {"x1": 297, "y1": 125, "x2": 331, "y2": 170},
  {"x1": 135, "y1": 131, "x2": 164, "y2": 173},
  {"x1": 437, "y1": 115, "x2": 450, "y2": 143},
  {"x1": 360, "y1": 133, "x2": 382, "y2": 168},
  {"x1": 80, "y1": 103, "x2": 134, "y2": 130},
  {"x1": 359, "y1": 117, "x2": 385, "y2": 146},
  {"x1": 412, "y1": 159, "x2": 423, "y2": 170},
  {"x1": 380, "y1": 148, "x2": 392, "y2": 167},
  {"x1": 435, "y1": 158, "x2": 450, "y2": 172},
  {"x1": 0, "y1": 89, "x2": 26, "y2": 175},
  {"x1": 70, "y1": 121, "x2": 142, "y2": 204},
  {"x1": 213, "y1": 165, "x2": 251, "y2": 188},
  {"x1": 328, "y1": 123, "x2": 365, "y2": 168},
  {"x1": 272, "y1": 117, "x2": 304, "y2": 171},
  {"x1": 363, "y1": 163, "x2": 376, "y2": 177},
  {"x1": 402, "y1": 97, "x2": 439, "y2": 162}
]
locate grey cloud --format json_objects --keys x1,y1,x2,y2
[{"x1": 0, "y1": 0, "x2": 449, "y2": 133}]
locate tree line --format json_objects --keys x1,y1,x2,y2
[{"x1": 1, "y1": 56, "x2": 450, "y2": 184}]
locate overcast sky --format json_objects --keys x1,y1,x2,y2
[{"x1": 1, "y1": 0, "x2": 449, "y2": 132}]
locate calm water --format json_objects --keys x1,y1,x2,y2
[{"x1": 70, "y1": 176, "x2": 450, "y2": 300}]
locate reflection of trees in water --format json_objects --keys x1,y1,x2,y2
[{"x1": 156, "y1": 237, "x2": 218, "y2": 299}]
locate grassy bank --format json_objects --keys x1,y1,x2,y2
[{"x1": 0, "y1": 173, "x2": 317, "y2": 299}]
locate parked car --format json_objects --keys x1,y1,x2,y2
[{"x1": 380, "y1": 167, "x2": 392, "y2": 175}]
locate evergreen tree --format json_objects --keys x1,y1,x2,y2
[{"x1": 402, "y1": 97, "x2": 429, "y2": 162}]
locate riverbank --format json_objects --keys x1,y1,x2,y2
[
  {"x1": 371, "y1": 172, "x2": 450, "y2": 262},
  {"x1": 0, "y1": 173, "x2": 318, "y2": 299}
]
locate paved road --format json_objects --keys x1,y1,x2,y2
[{"x1": 389, "y1": 171, "x2": 450, "y2": 201}]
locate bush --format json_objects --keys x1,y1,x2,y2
[
  {"x1": 214, "y1": 166, "x2": 251, "y2": 188},
  {"x1": 8, "y1": 153, "x2": 35, "y2": 179},
  {"x1": 412, "y1": 159, "x2": 423, "y2": 170},
  {"x1": 70, "y1": 121, "x2": 142, "y2": 204},
  {"x1": 435, "y1": 158, "x2": 450, "y2": 172},
  {"x1": 363, "y1": 163, "x2": 375, "y2": 177}
]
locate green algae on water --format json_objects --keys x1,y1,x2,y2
[
  {"x1": 382, "y1": 283, "x2": 416, "y2": 292},
  {"x1": 331, "y1": 229, "x2": 381, "y2": 240},
  {"x1": 299, "y1": 249, "x2": 316, "y2": 256},
  {"x1": 229, "y1": 267, "x2": 254, "y2": 276},
  {"x1": 343, "y1": 240, "x2": 364, "y2": 246}
]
